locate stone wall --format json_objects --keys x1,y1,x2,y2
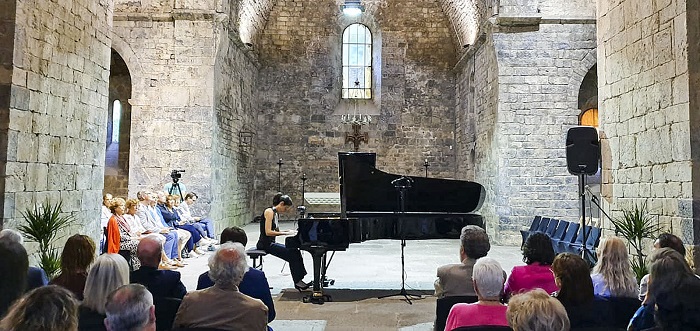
[
  {"x1": 209, "y1": 5, "x2": 259, "y2": 230},
  {"x1": 255, "y1": 0, "x2": 459, "y2": 213},
  {"x1": 459, "y1": 19, "x2": 597, "y2": 244},
  {"x1": 598, "y1": 0, "x2": 694, "y2": 241},
  {"x1": 4, "y1": 0, "x2": 113, "y2": 241},
  {"x1": 0, "y1": 0, "x2": 17, "y2": 228},
  {"x1": 114, "y1": 0, "x2": 257, "y2": 228},
  {"x1": 455, "y1": 26, "x2": 500, "y2": 239}
]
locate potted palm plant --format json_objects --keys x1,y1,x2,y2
[
  {"x1": 17, "y1": 200, "x2": 75, "y2": 279},
  {"x1": 611, "y1": 202, "x2": 661, "y2": 281}
]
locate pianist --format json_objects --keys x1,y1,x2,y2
[{"x1": 255, "y1": 193, "x2": 310, "y2": 291}]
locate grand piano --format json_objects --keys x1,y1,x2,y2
[{"x1": 291, "y1": 152, "x2": 485, "y2": 303}]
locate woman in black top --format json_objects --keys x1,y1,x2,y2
[{"x1": 256, "y1": 193, "x2": 309, "y2": 290}]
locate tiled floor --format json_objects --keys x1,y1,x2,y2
[{"x1": 176, "y1": 221, "x2": 523, "y2": 330}]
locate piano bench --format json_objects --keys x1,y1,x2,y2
[{"x1": 246, "y1": 249, "x2": 267, "y2": 270}]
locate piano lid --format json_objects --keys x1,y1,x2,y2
[{"x1": 339, "y1": 152, "x2": 485, "y2": 215}]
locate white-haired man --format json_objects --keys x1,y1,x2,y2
[
  {"x1": 173, "y1": 242, "x2": 268, "y2": 330},
  {"x1": 104, "y1": 284, "x2": 156, "y2": 331}
]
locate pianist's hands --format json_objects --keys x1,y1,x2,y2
[{"x1": 283, "y1": 229, "x2": 298, "y2": 236}]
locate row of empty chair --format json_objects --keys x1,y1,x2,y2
[{"x1": 520, "y1": 216, "x2": 601, "y2": 261}]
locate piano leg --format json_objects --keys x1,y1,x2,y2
[{"x1": 303, "y1": 249, "x2": 332, "y2": 304}]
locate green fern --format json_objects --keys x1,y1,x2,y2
[
  {"x1": 611, "y1": 202, "x2": 660, "y2": 282},
  {"x1": 17, "y1": 200, "x2": 75, "y2": 279}
]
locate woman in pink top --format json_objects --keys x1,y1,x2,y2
[
  {"x1": 445, "y1": 257, "x2": 509, "y2": 330},
  {"x1": 504, "y1": 232, "x2": 558, "y2": 299}
]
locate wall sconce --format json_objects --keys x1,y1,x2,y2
[{"x1": 341, "y1": 0, "x2": 364, "y2": 16}]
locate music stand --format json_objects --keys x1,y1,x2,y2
[{"x1": 378, "y1": 176, "x2": 422, "y2": 304}]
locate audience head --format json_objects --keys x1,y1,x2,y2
[
  {"x1": 103, "y1": 193, "x2": 113, "y2": 207},
  {"x1": 60, "y1": 234, "x2": 96, "y2": 274},
  {"x1": 647, "y1": 247, "x2": 700, "y2": 329},
  {"x1": 136, "y1": 191, "x2": 152, "y2": 202},
  {"x1": 0, "y1": 285, "x2": 78, "y2": 331},
  {"x1": 0, "y1": 238, "x2": 29, "y2": 318},
  {"x1": 472, "y1": 257, "x2": 505, "y2": 301},
  {"x1": 208, "y1": 242, "x2": 248, "y2": 289},
  {"x1": 655, "y1": 233, "x2": 686, "y2": 257},
  {"x1": 551, "y1": 253, "x2": 593, "y2": 305},
  {"x1": 522, "y1": 232, "x2": 555, "y2": 265},
  {"x1": 155, "y1": 191, "x2": 167, "y2": 204},
  {"x1": 104, "y1": 284, "x2": 155, "y2": 331},
  {"x1": 137, "y1": 237, "x2": 163, "y2": 268},
  {"x1": 507, "y1": 288, "x2": 570, "y2": 331},
  {"x1": 0, "y1": 229, "x2": 24, "y2": 244},
  {"x1": 459, "y1": 225, "x2": 490, "y2": 260},
  {"x1": 166, "y1": 194, "x2": 179, "y2": 208},
  {"x1": 184, "y1": 192, "x2": 198, "y2": 205},
  {"x1": 82, "y1": 254, "x2": 130, "y2": 314},
  {"x1": 109, "y1": 197, "x2": 126, "y2": 215},
  {"x1": 591, "y1": 236, "x2": 637, "y2": 297},
  {"x1": 125, "y1": 199, "x2": 140, "y2": 215},
  {"x1": 220, "y1": 227, "x2": 248, "y2": 246}
]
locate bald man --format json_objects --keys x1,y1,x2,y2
[
  {"x1": 130, "y1": 236, "x2": 187, "y2": 299},
  {"x1": 174, "y1": 242, "x2": 267, "y2": 331}
]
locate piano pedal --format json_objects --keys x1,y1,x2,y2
[
  {"x1": 303, "y1": 291, "x2": 332, "y2": 305},
  {"x1": 322, "y1": 278, "x2": 335, "y2": 287}
]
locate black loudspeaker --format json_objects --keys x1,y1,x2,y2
[{"x1": 566, "y1": 126, "x2": 600, "y2": 175}]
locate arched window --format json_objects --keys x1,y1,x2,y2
[
  {"x1": 342, "y1": 23, "x2": 372, "y2": 99},
  {"x1": 112, "y1": 100, "x2": 121, "y2": 143},
  {"x1": 579, "y1": 108, "x2": 598, "y2": 127}
]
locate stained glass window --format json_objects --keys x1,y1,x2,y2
[{"x1": 342, "y1": 24, "x2": 372, "y2": 99}]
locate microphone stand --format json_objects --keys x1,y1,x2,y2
[
  {"x1": 378, "y1": 176, "x2": 422, "y2": 304},
  {"x1": 585, "y1": 186, "x2": 615, "y2": 233}
]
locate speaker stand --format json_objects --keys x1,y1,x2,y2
[{"x1": 578, "y1": 173, "x2": 589, "y2": 262}]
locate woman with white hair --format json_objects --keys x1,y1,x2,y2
[
  {"x1": 444, "y1": 257, "x2": 509, "y2": 330},
  {"x1": 78, "y1": 254, "x2": 130, "y2": 331}
]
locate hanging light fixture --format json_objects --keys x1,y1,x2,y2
[{"x1": 341, "y1": 0, "x2": 364, "y2": 16}]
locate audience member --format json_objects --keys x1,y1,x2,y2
[
  {"x1": 445, "y1": 257, "x2": 509, "y2": 330},
  {"x1": 124, "y1": 198, "x2": 175, "y2": 270},
  {"x1": 159, "y1": 194, "x2": 204, "y2": 256},
  {"x1": 551, "y1": 253, "x2": 613, "y2": 328},
  {"x1": 628, "y1": 247, "x2": 700, "y2": 330},
  {"x1": 106, "y1": 197, "x2": 141, "y2": 269},
  {"x1": 639, "y1": 232, "x2": 686, "y2": 301},
  {"x1": 101, "y1": 193, "x2": 113, "y2": 229},
  {"x1": 197, "y1": 227, "x2": 276, "y2": 324},
  {"x1": 435, "y1": 225, "x2": 490, "y2": 298},
  {"x1": 0, "y1": 237, "x2": 29, "y2": 318},
  {"x1": 506, "y1": 288, "x2": 570, "y2": 331},
  {"x1": 590, "y1": 236, "x2": 637, "y2": 298},
  {"x1": 154, "y1": 191, "x2": 192, "y2": 261},
  {"x1": 135, "y1": 190, "x2": 181, "y2": 265},
  {"x1": 104, "y1": 284, "x2": 156, "y2": 331},
  {"x1": 0, "y1": 285, "x2": 78, "y2": 331},
  {"x1": 51, "y1": 234, "x2": 96, "y2": 300},
  {"x1": 130, "y1": 236, "x2": 187, "y2": 299},
  {"x1": 504, "y1": 231, "x2": 558, "y2": 299},
  {"x1": 0, "y1": 229, "x2": 48, "y2": 290},
  {"x1": 174, "y1": 242, "x2": 268, "y2": 330},
  {"x1": 79, "y1": 254, "x2": 130, "y2": 331},
  {"x1": 178, "y1": 192, "x2": 216, "y2": 241}
]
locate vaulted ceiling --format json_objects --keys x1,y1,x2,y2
[{"x1": 236, "y1": 0, "x2": 484, "y2": 49}]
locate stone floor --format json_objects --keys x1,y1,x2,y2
[{"x1": 177, "y1": 221, "x2": 522, "y2": 331}]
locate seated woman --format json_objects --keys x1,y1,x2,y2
[
  {"x1": 551, "y1": 253, "x2": 614, "y2": 329},
  {"x1": 590, "y1": 236, "x2": 637, "y2": 298},
  {"x1": 79, "y1": 254, "x2": 130, "y2": 331},
  {"x1": 50, "y1": 234, "x2": 96, "y2": 300},
  {"x1": 444, "y1": 257, "x2": 509, "y2": 330},
  {"x1": 256, "y1": 193, "x2": 309, "y2": 290},
  {"x1": 197, "y1": 227, "x2": 276, "y2": 327},
  {"x1": 507, "y1": 288, "x2": 570, "y2": 331},
  {"x1": 504, "y1": 232, "x2": 558, "y2": 299},
  {"x1": 123, "y1": 198, "x2": 179, "y2": 269},
  {"x1": 106, "y1": 197, "x2": 140, "y2": 269},
  {"x1": 629, "y1": 247, "x2": 700, "y2": 330},
  {"x1": 158, "y1": 194, "x2": 204, "y2": 257},
  {"x1": 0, "y1": 285, "x2": 78, "y2": 331}
]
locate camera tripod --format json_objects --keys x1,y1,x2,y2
[{"x1": 169, "y1": 181, "x2": 184, "y2": 201}]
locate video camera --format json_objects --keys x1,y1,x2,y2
[{"x1": 170, "y1": 169, "x2": 185, "y2": 182}]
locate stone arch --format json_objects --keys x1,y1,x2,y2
[
  {"x1": 110, "y1": 33, "x2": 144, "y2": 88},
  {"x1": 104, "y1": 49, "x2": 133, "y2": 197}
]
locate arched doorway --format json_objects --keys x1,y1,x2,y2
[
  {"x1": 104, "y1": 49, "x2": 132, "y2": 197},
  {"x1": 577, "y1": 65, "x2": 599, "y2": 218}
]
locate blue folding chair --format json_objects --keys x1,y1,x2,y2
[{"x1": 520, "y1": 216, "x2": 542, "y2": 247}]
